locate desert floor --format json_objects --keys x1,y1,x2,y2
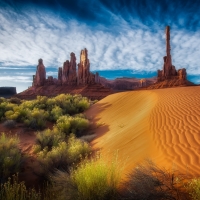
[{"x1": 85, "y1": 86, "x2": 200, "y2": 179}]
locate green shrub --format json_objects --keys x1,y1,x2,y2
[
  {"x1": 0, "y1": 133, "x2": 22, "y2": 182},
  {"x1": 34, "y1": 127, "x2": 65, "y2": 152},
  {"x1": 188, "y1": 178, "x2": 200, "y2": 200},
  {"x1": 51, "y1": 154, "x2": 121, "y2": 200},
  {"x1": 36, "y1": 134, "x2": 91, "y2": 177},
  {"x1": 49, "y1": 106, "x2": 63, "y2": 121},
  {"x1": 0, "y1": 101, "x2": 16, "y2": 120},
  {"x1": 24, "y1": 108, "x2": 48, "y2": 129},
  {"x1": 56, "y1": 116, "x2": 71, "y2": 134},
  {"x1": 9, "y1": 97, "x2": 21, "y2": 105},
  {"x1": 3, "y1": 120, "x2": 16, "y2": 128},
  {"x1": 56, "y1": 115, "x2": 89, "y2": 135},
  {"x1": 76, "y1": 98, "x2": 90, "y2": 112},
  {"x1": 0, "y1": 174, "x2": 41, "y2": 200},
  {"x1": 0, "y1": 97, "x2": 6, "y2": 103},
  {"x1": 5, "y1": 110, "x2": 19, "y2": 120}
]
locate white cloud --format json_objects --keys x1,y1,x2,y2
[
  {"x1": 0, "y1": 76, "x2": 32, "y2": 82},
  {"x1": 0, "y1": 6, "x2": 200, "y2": 92}
]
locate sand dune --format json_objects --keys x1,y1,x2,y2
[{"x1": 85, "y1": 86, "x2": 200, "y2": 177}]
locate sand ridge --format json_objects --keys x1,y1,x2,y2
[
  {"x1": 86, "y1": 90, "x2": 158, "y2": 176},
  {"x1": 85, "y1": 86, "x2": 200, "y2": 177}
]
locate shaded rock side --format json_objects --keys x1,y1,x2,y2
[
  {"x1": 62, "y1": 53, "x2": 77, "y2": 85},
  {"x1": 33, "y1": 59, "x2": 46, "y2": 86},
  {"x1": 14, "y1": 84, "x2": 113, "y2": 101}
]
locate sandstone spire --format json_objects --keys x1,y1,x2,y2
[
  {"x1": 157, "y1": 26, "x2": 186, "y2": 82},
  {"x1": 163, "y1": 26, "x2": 172, "y2": 79},
  {"x1": 78, "y1": 48, "x2": 95, "y2": 85},
  {"x1": 33, "y1": 58, "x2": 46, "y2": 86}
]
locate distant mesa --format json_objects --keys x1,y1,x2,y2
[{"x1": 0, "y1": 87, "x2": 17, "y2": 98}]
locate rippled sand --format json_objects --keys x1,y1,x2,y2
[{"x1": 85, "y1": 86, "x2": 200, "y2": 177}]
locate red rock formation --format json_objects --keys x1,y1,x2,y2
[
  {"x1": 57, "y1": 67, "x2": 62, "y2": 85},
  {"x1": 62, "y1": 60, "x2": 70, "y2": 84},
  {"x1": 62, "y1": 53, "x2": 77, "y2": 85},
  {"x1": 77, "y1": 48, "x2": 95, "y2": 85},
  {"x1": 33, "y1": 59, "x2": 46, "y2": 86},
  {"x1": 157, "y1": 26, "x2": 187, "y2": 82},
  {"x1": 46, "y1": 76, "x2": 54, "y2": 85},
  {"x1": 32, "y1": 49, "x2": 100, "y2": 88},
  {"x1": 178, "y1": 68, "x2": 187, "y2": 80},
  {"x1": 99, "y1": 77, "x2": 156, "y2": 91},
  {"x1": 69, "y1": 52, "x2": 77, "y2": 85},
  {"x1": 15, "y1": 84, "x2": 113, "y2": 101}
]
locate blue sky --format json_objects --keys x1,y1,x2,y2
[{"x1": 1, "y1": 0, "x2": 200, "y2": 93}]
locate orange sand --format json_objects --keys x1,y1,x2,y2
[{"x1": 85, "y1": 86, "x2": 200, "y2": 177}]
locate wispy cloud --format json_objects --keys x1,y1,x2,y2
[
  {"x1": 1, "y1": 6, "x2": 200, "y2": 74},
  {"x1": 1, "y1": 0, "x2": 200, "y2": 92},
  {"x1": 0, "y1": 76, "x2": 32, "y2": 82}
]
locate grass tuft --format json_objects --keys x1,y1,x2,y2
[{"x1": 51, "y1": 153, "x2": 122, "y2": 200}]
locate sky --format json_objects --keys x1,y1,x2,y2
[{"x1": 1, "y1": 0, "x2": 200, "y2": 93}]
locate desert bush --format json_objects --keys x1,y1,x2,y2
[
  {"x1": 0, "y1": 174, "x2": 41, "y2": 200},
  {"x1": 51, "y1": 154, "x2": 121, "y2": 200},
  {"x1": 188, "y1": 178, "x2": 200, "y2": 200},
  {"x1": 36, "y1": 134, "x2": 91, "y2": 177},
  {"x1": 46, "y1": 98, "x2": 57, "y2": 110},
  {"x1": 24, "y1": 108, "x2": 48, "y2": 129},
  {"x1": 35, "y1": 96, "x2": 48, "y2": 109},
  {"x1": 76, "y1": 98, "x2": 90, "y2": 112},
  {"x1": 0, "y1": 97, "x2": 6, "y2": 103},
  {"x1": 3, "y1": 120, "x2": 16, "y2": 128},
  {"x1": 121, "y1": 160, "x2": 189, "y2": 200},
  {"x1": 56, "y1": 115, "x2": 89, "y2": 135},
  {"x1": 20, "y1": 100, "x2": 36, "y2": 110},
  {"x1": 34, "y1": 127, "x2": 65, "y2": 152},
  {"x1": 4, "y1": 110, "x2": 19, "y2": 120},
  {"x1": 9, "y1": 97, "x2": 21, "y2": 104},
  {"x1": 49, "y1": 105, "x2": 63, "y2": 121},
  {"x1": 0, "y1": 133, "x2": 22, "y2": 182},
  {"x1": 0, "y1": 102, "x2": 18, "y2": 119}
]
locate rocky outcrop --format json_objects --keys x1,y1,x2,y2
[
  {"x1": 157, "y1": 26, "x2": 187, "y2": 82},
  {"x1": 99, "y1": 77, "x2": 156, "y2": 91},
  {"x1": 148, "y1": 26, "x2": 195, "y2": 89},
  {"x1": 32, "y1": 49, "x2": 99, "y2": 87},
  {"x1": 77, "y1": 48, "x2": 96, "y2": 85},
  {"x1": 33, "y1": 59, "x2": 46, "y2": 86},
  {"x1": 62, "y1": 53, "x2": 77, "y2": 85},
  {"x1": 15, "y1": 84, "x2": 113, "y2": 101},
  {"x1": 178, "y1": 68, "x2": 187, "y2": 80}
]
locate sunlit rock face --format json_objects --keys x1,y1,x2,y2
[
  {"x1": 157, "y1": 26, "x2": 187, "y2": 82},
  {"x1": 77, "y1": 48, "x2": 96, "y2": 85}
]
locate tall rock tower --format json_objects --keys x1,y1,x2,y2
[
  {"x1": 33, "y1": 59, "x2": 46, "y2": 86},
  {"x1": 78, "y1": 48, "x2": 95, "y2": 85},
  {"x1": 163, "y1": 26, "x2": 172, "y2": 78},
  {"x1": 157, "y1": 26, "x2": 186, "y2": 82}
]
